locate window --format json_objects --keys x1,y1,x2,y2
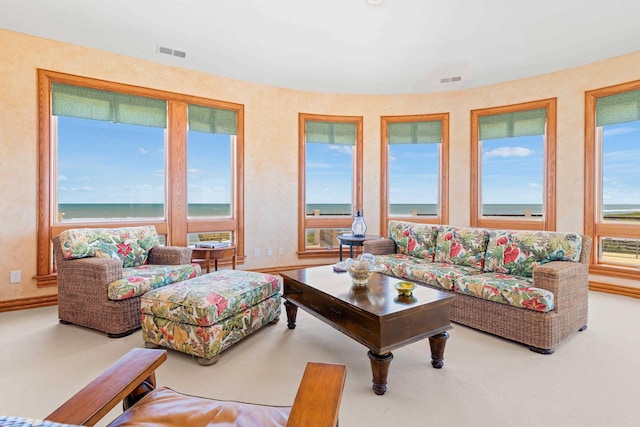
[
  {"x1": 470, "y1": 99, "x2": 556, "y2": 230},
  {"x1": 36, "y1": 70, "x2": 244, "y2": 286},
  {"x1": 381, "y1": 114, "x2": 449, "y2": 233},
  {"x1": 298, "y1": 113, "x2": 363, "y2": 257},
  {"x1": 585, "y1": 81, "x2": 640, "y2": 277}
]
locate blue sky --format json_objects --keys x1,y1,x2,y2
[
  {"x1": 57, "y1": 116, "x2": 231, "y2": 204},
  {"x1": 57, "y1": 117, "x2": 640, "y2": 208}
]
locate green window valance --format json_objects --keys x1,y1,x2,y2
[
  {"x1": 388, "y1": 121, "x2": 442, "y2": 144},
  {"x1": 306, "y1": 121, "x2": 356, "y2": 145},
  {"x1": 596, "y1": 89, "x2": 640, "y2": 127},
  {"x1": 52, "y1": 82, "x2": 167, "y2": 128},
  {"x1": 188, "y1": 104, "x2": 238, "y2": 135},
  {"x1": 479, "y1": 108, "x2": 547, "y2": 140}
]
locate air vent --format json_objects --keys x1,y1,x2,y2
[
  {"x1": 157, "y1": 45, "x2": 187, "y2": 59},
  {"x1": 440, "y1": 75, "x2": 462, "y2": 84}
]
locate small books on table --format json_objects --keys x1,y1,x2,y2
[{"x1": 195, "y1": 241, "x2": 230, "y2": 249}]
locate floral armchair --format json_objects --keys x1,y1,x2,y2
[{"x1": 52, "y1": 226, "x2": 201, "y2": 337}]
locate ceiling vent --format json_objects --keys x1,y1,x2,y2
[
  {"x1": 157, "y1": 45, "x2": 187, "y2": 59},
  {"x1": 440, "y1": 75, "x2": 462, "y2": 84}
]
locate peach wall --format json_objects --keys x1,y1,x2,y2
[{"x1": 1, "y1": 28, "x2": 639, "y2": 302}]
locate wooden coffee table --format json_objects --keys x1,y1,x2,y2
[{"x1": 280, "y1": 266, "x2": 454, "y2": 395}]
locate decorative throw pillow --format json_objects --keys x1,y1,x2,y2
[
  {"x1": 483, "y1": 230, "x2": 582, "y2": 277},
  {"x1": 434, "y1": 225, "x2": 490, "y2": 270}
]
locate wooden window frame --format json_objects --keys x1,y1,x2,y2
[
  {"x1": 585, "y1": 79, "x2": 640, "y2": 280},
  {"x1": 470, "y1": 98, "x2": 557, "y2": 231},
  {"x1": 35, "y1": 69, "x2": 245, "y2": 286},
  {"x1": 297, "y1": 113, "x2": 363, "y2": 258},
  {"x1": 380, "y1": 113, "x2": 449, "y2": 237}
]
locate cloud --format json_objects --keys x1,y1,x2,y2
[
  {"x1": 58, "y1": 174, "x2": 68, "y2": 182},
  {"x1": 484, "y1": 146, "x2": 534, "y2": 158},
  {"x1": 328, "y1": 145, "x2": 353, "y2": 155},
  {"x1": 528, "y1": 182, "x2": 539, "y2": 188},
  {"x1": 139, "y1": 147, "x2": 148, "y2": 155},
  {"x1": 603, "y1": 126, "x2": 639, "y2": 137}
]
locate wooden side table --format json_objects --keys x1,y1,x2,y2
[
  {"x1": 336, "y1": 234, "x2": 381, "y2": 261},
  {"x1": 190, "y1": 246, "x2": 237, "y2": 273}
]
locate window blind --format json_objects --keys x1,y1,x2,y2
[
  {"x1": 306, "y1": 121, "x2": 356, "y2": 145},
  {"x1": 51, "y1": 82, "x2": 167, "y2": 128},
  {"x1": 596, "y1": 89, "x2": 640, "y2": 127},
  {"x1": 388, "y1": 121, "x2": 442, "y2": 144},
  {"x1": 188, "y1": 104, "x2": 238, "y2": 135},
  {"x1": 479, "y1": 108, "x2": 546, "y2": 140}
]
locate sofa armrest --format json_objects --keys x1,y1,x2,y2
[
  {"x1": 46, "y1": 348, "x2": 167, "y2": 426},
  {"x1": 533, "y1": 260, "x2": 589, "y2": 310},
  {"x1": 363, "y1": 238, "x2": 396, "y2": 255},
  {"x1": 148, "y1": 246, "x2": 193, "y2": 265}
]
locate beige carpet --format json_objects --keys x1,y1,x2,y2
[{"x1": 1, "y1": 290, "x2": 639, "y2": 427}]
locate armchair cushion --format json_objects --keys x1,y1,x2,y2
[
  {"x1": 58, "y1": 226, "x2": 159, "y2": 267},
  {"x1": 108, "y1": 263, "x2": 201, "y2": 300},
  {"x1": 109, "y1": 387, "x2": 291, "y2": 426}
]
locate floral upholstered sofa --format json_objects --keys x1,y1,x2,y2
[
  {"x1": 53, "y1": 226, "x2": 201, "y2": 337},
  {"x1": 364, "y1": 221, "x2": 591, "y2": 353}
]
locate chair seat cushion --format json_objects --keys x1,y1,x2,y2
[
  {"x1": 108, "y1": 263, "x2": 202, "y2": 300},
  {"x1": 141, "y1": 271, "x2": 281, "y2": 326},
  {"x1": 108, "y1": 386, "x2": 291, "y2": 427},
  {"x1": 455, "y1": 272, "x2": 554, "y2": 312}
]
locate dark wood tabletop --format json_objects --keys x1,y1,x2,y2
[{"x1": 280, "y1": 265, "x2": 454, "y2": 395}]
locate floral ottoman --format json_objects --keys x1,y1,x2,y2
[{"x1": 141, "y1": 270, "x2": 281, "y2": 365}]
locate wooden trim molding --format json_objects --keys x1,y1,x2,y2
[
  {"x1": 0, "y1": 295, "x2": 58, "y2": 312},
  {"x1": 36, "y1": 69, "x2": 245, "y2": 283},
  {"x1": 297, "y1": 113, "x2": 364, "y2": 256},
  {"x1": 589, "y1": 281, "x2": 640, "y2": 299},
  {"x1": 380, "y1": 113, "x2": 449, "y2": 235},
  {"x1": 584, "y1": 79, "x2": 640, "y2": 273},
  {"x1": 470, "y1": 98, "x2": 557, "y2": 230}
]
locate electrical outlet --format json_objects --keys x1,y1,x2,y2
[
  {"x1": 254, "y1": 249, "x2": 260, "y2": 258},
  {"x1": 278, "y1": 247, "x2": 284, "y2": 256},
  {"x1": 10, "y1": 270, "x2": 21, "y2": 283},
  {"x1": 267, "y1": 247, "x2": 273, "y2": 257}
]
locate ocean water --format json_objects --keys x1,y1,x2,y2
[{"x1": 57, "y1": 203, "x2": 640, "y2": 220}]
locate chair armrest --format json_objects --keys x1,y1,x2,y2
[
  {"x1": 148, "y1": 246, "x2": 193, "y2": 265},
  {"x1": 533, "y1": 260, "x2": 589, "y2": 310},
  {"x1": 57, "y1": 256, "x2": 124, "y2": 292},
  {"x1": 286, "y1": 362, "x2": 347, "y2": 427},
  {"x1": 46, "y1": 349, "x2": 167, "y2": 426},
  {"x1": 363, "y1": 238, "x2": 396, "y2": 255}
]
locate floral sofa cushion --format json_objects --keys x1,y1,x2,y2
[
  {"x1": 402, "y1": 262, "x2": 485, "y2": 291},
  {"x1": 388, "y1": 220, "x2": 438, "y2": 260},
  {"x1": 455, "y1": 273, "x2": 554, "y2": 312},
  {"x1": 108, "y1": 263, "x2": 202, "y2": 300},
  {"x1": 141, "y1": 271, "x2": 281, "y2": 325},
  {"x1": 434, "y1": 226, "x2": 490, "y2": 270},
  {"x1": 58, "y1": 226, "x2": 159, "y2": 268},
  {"x1": 483, "y1": 230, "x2": 583, "y2": 277},
  {"x1": 375, "y1": 253, "x2": 424, "y2": 278}
]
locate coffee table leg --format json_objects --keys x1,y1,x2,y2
[
  {"x1": 367, "y1": 350, "x2": 394, "y2": 395},
  {"x1": 428, "y1": 331, "x2": 449, "y2": 368},
  {"x1": 284, "y1": 300, "x2": 298, "y2": 329}
]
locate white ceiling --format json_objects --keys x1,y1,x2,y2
[{"x1": 2, "y1": 0, "x2": 639, "y2": 95}]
